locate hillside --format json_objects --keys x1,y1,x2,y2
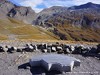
[
  {"x1": 0, "y1": 0, "x2": 100, "y2": 42},
  {"x1": 0, "y1": 18, "x2": 58, "y2": 40},
  {"x1": 0, "y1": 0, "x2": 36, "y2": 24},
  {"x1": 34, "y1": 2, "x2": 100, "y2": 42}
]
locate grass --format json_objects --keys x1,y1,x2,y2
[
  {"x1": 0, "y1": 34, "x2": 8, "y2": 40},
  {"x1": 0, "y1": 17, "x2": 100, "y2": 43},
  {"x1": 56, "y1": 24, "x2": 100, "y2": 42},
  {"x1": 0, "y1": 18, "x2": 58, "y2": 40}
]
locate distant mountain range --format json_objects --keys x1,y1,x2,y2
[
  {"x1": 35, "y1": 2, "x2": 100, "y2": 29},
  {"x1": 0, "y1": 0, "x2": 100, "y2": 42}
]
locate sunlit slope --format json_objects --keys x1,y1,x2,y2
[
  {"x1": 0, "y1": 18, "x2": 59, "y2": 40},
  {"x1": 56, "y1": 24, "x2": 100, "y2": 42}
]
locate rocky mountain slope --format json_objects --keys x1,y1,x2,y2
[
  {"x1": 0, "y1": 0, "x2": 100, "y2": 42},
  {"x1": 34, "y1": 2, "x2": 100, "y2": 42},
  {"x1": 0, "y1": 18, "x2": 58, "y2": 40},
  {"x1": 0, "y1": 0, "x2": 36, "y2": 24},
  {"x1": 35, "y1": 2, "x2": 100, "y2": 29}
]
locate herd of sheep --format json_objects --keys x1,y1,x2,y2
[{"x1": 0, "y1": 42, "x2": 100, "y2": 56}]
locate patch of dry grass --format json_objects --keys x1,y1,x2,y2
[
  {"x1": 0, "y1": 34, "x2": 8, "y2": 40},
  {"x1": 0, "y1": 18, "x2": 100, "y2": 43},
  {"x1": 56, "y1": 24, "x2": 100, "y2": 42},
  {"x1": 0, "y1": 19, "x2": 58, "y2": 40}
]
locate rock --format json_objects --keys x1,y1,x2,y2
[
  {"x1": 29, "y1": 54, "x2": 81, "y2": 72},
  {"x1": 8, "y1": 6, "x2": 36, "y2": 24},
  {"x1": 51, "y1": 46, "x2": 56, "y2": 52},
  {"x1": 0, "y1": 0, "x2": 36, "y2": 24},
  {"x1": 97, "y1": 44, "x2": 100, "y2": 53},
  {"x1": 0, "y1": 46, "x2": 4, "y2": 52}
]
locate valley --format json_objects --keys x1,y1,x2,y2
[{"x1": 0, "y1": 0, "x2": 100, "y2": 75}]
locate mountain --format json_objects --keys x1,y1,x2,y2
[
  {"x1": 34, "y1": 2, "x2": 100, "y2": 42},
  {"x1": 0, "y1": 18, "x2": 58, "y2": 40},
  {"x1": 0, "y1": 0, "x2": 58, "y2": 40},
  {"x1": 0, "y1": 0, "x2": 36, "y2": 24},
  {"x1": 69, "y1": 2, "x2": 100, "y2": 10},
  {"x1": 0, "y1": 1, "x2": 100, "y2": 42},
  {"x1": 35, "y1": 2, "x2": 100, "y2": 28}
]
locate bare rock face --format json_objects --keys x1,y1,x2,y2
[
  {"x1": 0, "y1": 0, "x2": 14, "y2": 13},
  {"x1": 33, "y1": 2, "x2": 100, "y2": 41},
  {"x1": 8, "y1": 6, "x2": 36, "y2": 24},
  {"x1": 34, "y1": 2, "x2": 100, "y2": 29},
  {"x1": 0, "y1": 0, "x2": 36, "y2": 24},
  {"x1": 0, "y1": 0, "x2": 15, "y2": 19}
]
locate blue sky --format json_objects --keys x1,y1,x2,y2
[{"x1": 8, "y1": 0, "x2": 100, "y2": 13}]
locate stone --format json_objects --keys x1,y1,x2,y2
[{"x1": 29, "y1": 54, "x2": 80, "y2": 72}]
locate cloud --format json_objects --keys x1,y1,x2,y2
[
  {"x1": 9, "y1": 0, "x2": 100, "y2": 13},
  {"x1": 9, "y1": 0, "x2": 44, "y2": 12},
  {"x1": 43, "y1": 0, "x2": 74, "y2": 8},
  {"x1": 12, "y1": 0, "x2": 74, "y2": 12},
  {"x1": 19, "y1": 0, "x2": 43, "y2": 12}
]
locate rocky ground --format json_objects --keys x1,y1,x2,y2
[
  {"x1": 0, "y1": 40, "x2": 99, "y2": 75},
  {"x1": 0, "y1": 51, "x2": 100, "y2": 75}
]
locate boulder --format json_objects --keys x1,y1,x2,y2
[{"x1": 29, "y1": 54, "x2": 81, "y2": 72}]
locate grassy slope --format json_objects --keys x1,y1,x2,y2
[
  {"x1": 0, "y1": 18, "x2": 100, "y2": 42},
  {"x1": 56, "y1": 24, "x2": 100, "y2": 42},
  {"x1": 0, "y1": 18, "x2": 59, "y2": 40}
]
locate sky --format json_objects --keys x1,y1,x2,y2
[{"x1": 8, "y1": 0, "x2": 100, "y2": 13}]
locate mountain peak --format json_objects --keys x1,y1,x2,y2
[
  {"x1": 85, "y1": 2, "x2": 99, "y2": 6},
  {"x1": 86, "y1": 2, "x2": 94, "y2": 4},
  {"x1": 69, "y1": 2, "x2": 100, "y2": 10}
]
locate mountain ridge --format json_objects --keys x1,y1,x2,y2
[
  {"x1": 0, "y1": 0, "x2": 100, "y2": 42},
  {"x1": 69, "y1": 2, "x2": 100, "y2": 10},
  {"x1": 34, "y1": 2, "x2": 100, "y2": 42},
  {"x1": 0, "y1": 0, "x2": 36, "y2": 24}
]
